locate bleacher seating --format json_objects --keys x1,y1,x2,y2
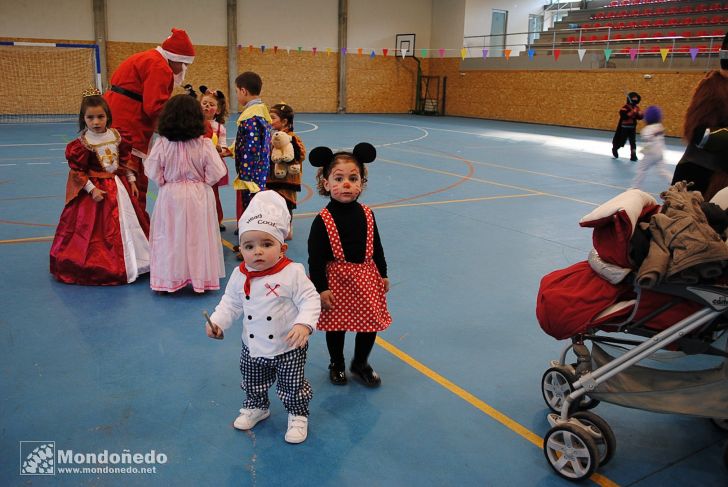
[{"x1": 550, "y1": 0, "x2": 727, "y2": 58}]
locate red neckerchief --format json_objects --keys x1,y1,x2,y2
[{"x1": 239, "y1": 256, "x2": 292, "y2": 296}]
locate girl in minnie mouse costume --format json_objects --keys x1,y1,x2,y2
[{"x1": 307, "y1": 143, "x2": 392, "y2": 387}]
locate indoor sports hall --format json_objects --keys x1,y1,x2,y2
[{"x1": 1, "y1": 1, "x2": 726, "y2": 486}]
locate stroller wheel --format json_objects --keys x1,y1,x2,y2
[
  {"x1": 544, "y1": 423, "x2": 600, "y2": 481},
  {"x1": 711, "y1": 418, "x2": 728, "y2": 431},
  {"x1": 541, "y1": 367, "x2": 600, "y2": 413},
  {"x1": 571, "y1": 411, "x2": 617, "y2": 467}
]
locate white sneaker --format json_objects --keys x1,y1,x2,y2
[
  {"x1": 284, "y1": 414, "x2": 308, "y2": 444},
  {"x1": 233, "y1": 408, "x2": 270, "y2": 430}
]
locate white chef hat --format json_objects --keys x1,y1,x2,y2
[{"x1": 238, "y1": 190, "x2": 290, "y2": 244}]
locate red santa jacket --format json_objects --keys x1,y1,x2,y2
[{"x1": 105, "y1": 49, "x2": 174, "y2": 156}]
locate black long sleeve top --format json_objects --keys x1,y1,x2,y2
[{"x1": 307, "y1": 199, "x2": 387, "y2": 293}]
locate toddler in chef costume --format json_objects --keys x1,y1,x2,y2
[{"x1": 206, "y1": 190, "x2": 320, "y2": 443}]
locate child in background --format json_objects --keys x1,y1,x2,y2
[
  {"x1": 200, "y1": 87, "x2": 230, "y2": 231},
  {"x1": 307, "y1": 143, "x2": 392, "y2": 387},
  {"x1": 631, "y1": 105, "x2": 672, "y2": 190},
  {"x1": 612, "y1": 91, "x2": 643, "y2": 162},
  {"x1": 220, "y1": 72, "x2": 272, "y2": 228},
  {"x1": 50, "y1": 89, "x2": 150, "y2": 285},
  {"x1": 266, "y1": 103, "x2": 306, "y2": 240},
  {"x1": 145, "y1": 95, "x2": 227, "y2": 293},
  {"x1": 206, "y1": 190, "x2": 321, "y2": 444}
]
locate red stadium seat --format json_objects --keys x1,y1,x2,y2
[
  {"x1": 595, "y1": 12, "x2": 606, "y2": 19},
  {"x1": 654, "y1": 18, "x2": 665, "y2": 27},
  {"x1": 668, "y1": 6, "x2": 679, "y2": 15},
  {"x1": 680, "y1": 17, "x2": 693, "y2": 26},
  {"x1": 640, "y1": 19, "x2": 651, "y2": 27},
  {"x1": 710, "y1": 14, "x2": 722, "y2": 23},
  {"x1": 616, "y1": 21, "x2": 626, "y2": 28},
  {"x1": 643, "y1": 8, "x2": 653, "y2": 16},
  {"x1": 695, "y1": 4, "x2": 708, "y2": 13},
  {"x1": 682, "y1": 30, "x2": 693, "y2": 37},
  {"x1": 614, "y1": 33, "x2": 624, "y2": 39},
  {"x1": 652, "y1": 31, "x2": 664, "y2": 38},
  {"x1": 667, "y1": 18, "x2": 679, "y2": 26},
  {"x1": 581, "y1": 23, "x2": 592, "y2": 29},
  {"x1": 655, "y1": 7, "x2": 666, "y2": 15},
  {"x1": 696, "y1": 15, "x2": 710, "y2": 24},
  {"x1": 709, "y1": 3, "x2": 721, "y2": 12},
  {"x1": 680, "y1": 6, "x2": 693, "y2": 14}
]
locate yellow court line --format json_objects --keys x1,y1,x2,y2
[
  {"x1": 0, "y1": 235, "x2": 54, "y2": 244},
  {"x1": 376, "y1": 336, "x2": 620, "y2": 487},
  {"x1": 392, "y1": 146, "x2": 629, "y2": 192},
  {"x1": 379, "y1": 157, "x2": 600, "y2": 207}
]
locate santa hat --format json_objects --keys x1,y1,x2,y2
[
  {"x1": 238, "y1": 191, "x2": 290, "y2": 244},
  {"x1": 160, "y1": 28, "x2": 195, "y2": 64}
]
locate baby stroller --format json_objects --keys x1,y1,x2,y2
[{"x1": 536, "y1": 187, "x2": 728, "y2": 481}]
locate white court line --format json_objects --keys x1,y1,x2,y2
[
  {"x1": 0, "y1": 163, "x2": 17, "y2": 166},
  {"x1": 0, "y1": 142, "x2": 66, "y2": 147},
  {"x1": 333, "y1": 121, "x2": 429, "y2": 151},
  {"x1": 295, "y1": 121, "x2": 319, "y2": 134},
  {"x1": 28, "y1": 162, "x2": 51, "y2": 165}
]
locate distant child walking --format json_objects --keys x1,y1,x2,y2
[
  {"x1": 206, "y1": 190, "x2": 321, "y2": 444},
  {"x1": 200, "y1": 86, "x2": 230, "y2": 231},
  {"x1": 612, "y1": 91, "x2": 643, "y2": 161},
  {"x1": 220, "y1": 72, "x2": 272, "y2": 225},
  {"x1": 307, "y1": 143, "x2": 392, "y2": 387},
  {"x1": 266, "y1": 103, "x2": 306, "y2": 240},
  {"x1": 631, "y1": 105, "x2": 672, "y2": 190},
  {"x1": 145, "y1": 95, "x2": 227, "y2": 293},
  {"x1": 50, "y1": 89, "x2": 150, "y2": 285}
]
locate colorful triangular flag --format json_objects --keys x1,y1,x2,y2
[
  {"x1": 604, "y1": 49, "x2": 612, "y2": 62},
  {"x1": 273, "y1": 46, "x2": 278, "y2": 54},
  {"x1": 460, "y1": 47, "x2": 467, "y2": 60},
  {"x1": 504, "y1": 49, "x2": 511, "y2": 60},
  {"x1": 383, "y1": 48, "x2": 388, "y2": 57},
  {"x1": 438, "y1": 48, "x2": 445, "y2": 58},
  {"x1": 341, "y1": 47, "x2": 347, "y2": 55},
  {"x1": 401, "y1": 48, "x2": 408, "y2": 59},
  {"x1": 248, "y1": 44, "x2": 253, "y2": 53},
  {"x1": 261, "y1": 45, "x2": 265, "y2": 53},
  {"x1": 690, "y1": 47, "x2": 699, "y2": 61},
  {"x1": 629, "y1": 48, "x2": 638, "y2": 61},
  {"x1": 297, "y1": 46, "x2": 302, "y2": 53},
  {"x1": 421, "y1": 48, "x2": 427, "y2": 58},
  {"x1": 482, "y1": 48, "x2": 488, "y2": 59},
  {"x1": 358, "y1": 47, "x2": 363, "y2": 56},
  {"x1": 577, "y1": 48, "x2": 586, "y2": 62},
  {"x1": 660, "y1": 48, "x2": 670, "y2": 62},
  {"x1": 370, "y1": 49, "x2": 376, "y2": 58},
  {"x1": 554, "y1": 49, "x2": 560, "y2": 61},
  {"x1": 326, "y1": 48, "x2": 331, "y2": 56},
  {"x1": 528, "y1": 49, "x2": 535, "y2": 60},
  {"x1": 312, "y1": 47, "x2": 317, "y2": 55}
]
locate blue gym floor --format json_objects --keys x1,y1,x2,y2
[{"x1": 1, "y1": 114, "x2": 726, "y2": 486}]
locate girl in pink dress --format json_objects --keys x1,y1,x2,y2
[
  {"x1": 50, "y1": 91, "x2": 150, "y2": 285},
  {"x1": 307, "y1": 143, "x2": 392, "y2": 387},
  {"x1": 145, "y1": 95, "x2": 227, "y2": 293}
]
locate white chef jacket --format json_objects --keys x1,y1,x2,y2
[{"x1": 210, "y1": 262, "x2": 321, "y2": 358}]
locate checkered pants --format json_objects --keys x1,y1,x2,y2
[{"x1": 239, "y1": 343, "x2": 312, "y2": 416}]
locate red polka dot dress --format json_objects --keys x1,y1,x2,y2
[{"x1": 316, "y1": 204, "x2": 392, "y2": 332}]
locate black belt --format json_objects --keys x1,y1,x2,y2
[{"x1": 111, "y1": 85, "x2": 142, "y2": 102}]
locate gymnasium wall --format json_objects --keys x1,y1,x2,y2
[
  {"x1": 0, "y1": 0, "x2": 709, "y2": 136},
  {"x1": 426, "y1": 58, "x2": 703, "y2": 137}
]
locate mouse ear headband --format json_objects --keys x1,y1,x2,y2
[{"x1": 309, "y1": 142, "x2": 377, "y2": 170}]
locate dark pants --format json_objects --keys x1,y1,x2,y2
[
  {"x1": 326, "y1": 331, "x2": 377, "y2": 367},
  {"x1": 612, "y1": 124, "x2": 637, "y2": 155}
]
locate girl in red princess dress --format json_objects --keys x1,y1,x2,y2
[{"x1": 50, "y1": 91, "x2": 150, "y2": 285}]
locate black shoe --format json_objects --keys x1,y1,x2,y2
[
  {"x1": 234, "y1": 229, "x2": 239, "y2": 236},
  {"x1": 630, "y1": 153, "x2": 638, "y2": 162},
  {"x1": 611, "y1": 148, "x2": 619, "y2": 158},
  {"x1": 219, "y1": 224, "x2": 226, "y2": 231},
  {"x1": 232, "y1": 245, "x2": 240, "y2": 252},
  {"x1": 350, "y1": 362, "x2": 381, "y2": 387},
  {"x1": 329, "y1": 363, "x2": 347, "y2": 385}
]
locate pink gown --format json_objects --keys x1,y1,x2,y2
[{"x1": 145, "y1": 136, "x2": 227, "y2": 292}]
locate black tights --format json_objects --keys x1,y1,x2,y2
[{"x1": 326, "y1": 331, "x2": 377, "y2": 367}]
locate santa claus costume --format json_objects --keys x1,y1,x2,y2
[{"x1": 104, "y1": 28, "x2": 195, "y2": 222}]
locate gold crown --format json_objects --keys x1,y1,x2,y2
[{"x1": 82, "y1": 87, "x2": 102, "y2": 98}]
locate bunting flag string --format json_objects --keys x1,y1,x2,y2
[{"x1": 234, "y1": 44, "x2": 693, "y2": 63}]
